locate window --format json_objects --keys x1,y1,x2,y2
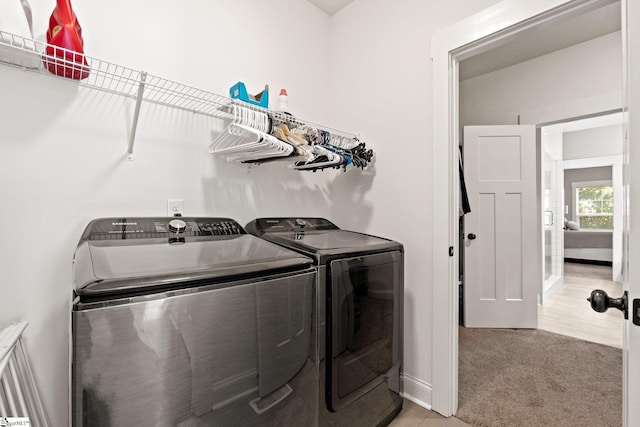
[{"x1": 573, "y1": 180, "x2": 613, "y2": 230}]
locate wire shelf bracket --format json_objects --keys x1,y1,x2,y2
[{"x1": 127, "y1": 71, "x2": 147, "y2": 160}]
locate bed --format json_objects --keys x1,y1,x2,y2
[{"x1": 564, "y1": 230, "x2": 612, "y2": 263}]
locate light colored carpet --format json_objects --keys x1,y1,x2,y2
[{"x1": 457, "y1": 327, "x2": 622, "y2": 427}]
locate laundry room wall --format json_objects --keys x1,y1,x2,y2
[
  {"x1": 327, "y1": 0, "x2": 503, "y2": 407},
  {"x1": 460, "y1": 31, "x2": 623, "y2": 127},
  {"x1": 1, "y1": 1, "x2": 337, "y2": 425},
  {"x1": 0, "y1": 1, "x2": 510, "y2": 424}
]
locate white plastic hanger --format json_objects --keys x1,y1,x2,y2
[{"x1": 210, "y1": 105, "x2": 293, "y2": 161}]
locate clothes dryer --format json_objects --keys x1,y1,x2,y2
[{"x1": 246, "y1": 217, "x2": 403, "y2": 427}]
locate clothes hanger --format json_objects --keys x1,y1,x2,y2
[
  {"x1": 271, "y1": 123, "x2": 314, "y2": 160},
  {"x1": 224, "y1": 131, "x2": 293, "y2": 161},
  {"x1": 215, "y1": 123, "x2": 293, "y2": 160},
  {"x1": 213, "y1": 105, "x2": 293, "y2": 161},
  {"x1": 210, "y1": 105, "x2": 273, "y2": 154},
  {"x1": 292, "y1": 145, "x2": 343, "y2": 171}
]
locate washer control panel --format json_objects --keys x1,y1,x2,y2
[{"x1": 82, "y1": 217, "x2": 245, "y2": 241}]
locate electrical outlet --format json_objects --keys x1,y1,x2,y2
[{"x1": 167, "y1": 199, "x2": 184, "y2": 217}]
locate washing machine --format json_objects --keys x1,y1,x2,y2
[
  {"x1": 245, "y1": 217, "x2": 403, "y2": 427},
  {"x1": 71, "y1": 217, "x2": 318, "y2": 426}
]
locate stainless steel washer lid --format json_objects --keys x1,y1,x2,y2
[
  {"x1": 73, "y1": 217, "x2": 313, "y2": 297},
  {"x1": 264, "y1": 230, "x2": 401, "y2": 261},
  {"x1": 269, "y1": 229, "x2": 395, "y2": 251},
  {"x1": 245, "y1": 218, "x2": 403, "y2": 263}
]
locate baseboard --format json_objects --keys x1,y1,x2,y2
[
  {"x1": 564, "y1": 248, "x2": 612, "y2": 263},
  {"x1": 401, "y1": 373, "x2": 432, "y2": 410},
  {"x1": 564, "y1": 257, "x2": 612, "y2": 266},
  {"x1": 542, "y1": 275, "x2": 563, "y2": 304}
]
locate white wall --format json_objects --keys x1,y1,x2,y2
[
  {"x1": 563, "y1": 124, "x2": 624, "y2": 159},
  {"x1": 328, "y1": 0, "x2": 502, "y2": 406},
  {"x1": 460, "y1": 31, "x2": 623, "y2": 127},
  {"x1": 1, "y1": 1, "x2": 337, "y2": 425},
  {"x1": 0, "y1": 1, "x2": 509, "y2": 423}
]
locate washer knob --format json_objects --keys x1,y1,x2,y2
[{"x1": 168, "y1": 219, "x2": 187, "y2": 233}]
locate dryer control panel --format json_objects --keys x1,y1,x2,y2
[
  {"x1": 81, "y1": 217, "x2": 246, "y2": 241},
  {"x1": 246, "y1": 217, "x2": 338, "y2": 235}
]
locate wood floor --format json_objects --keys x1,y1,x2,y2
[
  {"x1": 538, "y1": 261, "x2": 623, "y2": 348},
  {"x1": 388, "y1": 400, "x2": 471, "y2": 427}
]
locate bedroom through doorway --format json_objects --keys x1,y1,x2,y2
[{"x1": 539, "y1": 111, "x2": 624, "y2": 348}]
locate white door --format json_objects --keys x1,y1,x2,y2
[
  {"x1": 627, "y1": 183, "x2": 640, "y2": 424},
  {"x1": 625, "y1": 1, "x2": 640, "y2": 421},
  {"x1": 463, "y1": 125, "x2": 540, "y2": 328}
]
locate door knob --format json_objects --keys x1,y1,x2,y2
[
  {"x1": 467, "y1": 233, "x2": 477, "y2": 240},
  {"x1": 587, "y1": 289, "x2": 628, "y2": 319}
]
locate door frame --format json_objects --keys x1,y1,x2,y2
[{"x1": 430, "y1": 0, "x2": 627, "y2": 419}]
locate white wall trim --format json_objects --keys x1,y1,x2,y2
[
  {"x1": 563, "y1": 155, "x2": 621, "y2": 169},
  {"x1": 543, "y1": 274, "x2": 564, "y2": 303},
  {"x1": 401, "y1": 373, "x2": 432, "y2": 410}
]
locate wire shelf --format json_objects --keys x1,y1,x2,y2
[
  {"x1": 0, "y1": 30, "x2": 362, "y2": 160},
  {"x1": 0, "y1": 31, "x2": 231, "y2": 115}
]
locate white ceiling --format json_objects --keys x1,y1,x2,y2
[
  {"x1": 307, "y1": 0, "x2": 354, "y2": 16},
  {"x1": 306, "y1": 1, "x2": 621, "y2": 82},
  {"x1": 460, "y1": 1, "x2": 621, "y2": 80}
]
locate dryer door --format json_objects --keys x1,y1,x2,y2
[{"x1": 326, "y1": 250, "x2": 402, "y2": 411}]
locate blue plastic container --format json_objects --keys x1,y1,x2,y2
[{"x1": 229, "y1": 82, "x2": 269, "y2": 108}]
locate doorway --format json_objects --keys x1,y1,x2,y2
[
  {"x1": 430, "y1": 0, "x2": 632, "y2": 421},
  {"x1": 538, "y1": 113, "x2": 624, "y2": 348},
  {"x1": 455, "y1": 0, "x2": 623, "y2": 329},
  {"x1": 456, "y1": 0, "x2": 622, "y2": 324},
  {"x1": 456, "y1": 3, "x2": 623, "y2": 419}
]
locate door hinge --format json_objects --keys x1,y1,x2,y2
[
  {"x1": 633, "y1": 299, "x2": 640, "y2": 326},
  {"x1": 449, "y1": 246, "x2": 454, "y2": 256}
]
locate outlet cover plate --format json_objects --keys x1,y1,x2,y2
[{"x1": 167, "y1": 199, "x2": 184, "y2": 217}]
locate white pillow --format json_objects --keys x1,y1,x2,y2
[{"x1": 566, "y1": 220, "x2": 580, "y2": 231}]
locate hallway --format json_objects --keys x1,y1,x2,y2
[{"x1": 539, "y1": 262, "x2": 623, "y2": 348}]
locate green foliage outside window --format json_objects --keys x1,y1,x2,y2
[{"x1": 577, "y1": 186, "x2": 613, "y2": 229}]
